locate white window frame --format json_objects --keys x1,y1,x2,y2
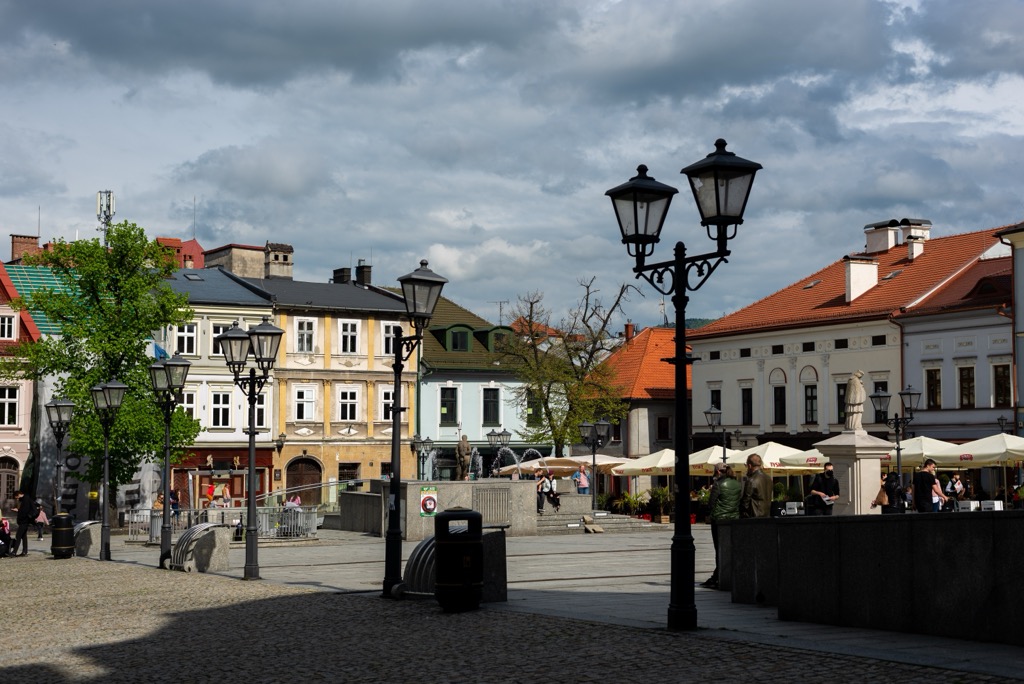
[
  {"x1": 210, "y1": 322, "x2": 231, "y2": 357},
  {"x1": 175, "y1": 322, "x2": 198, "y2": 356},
  {"x1": 0, "y1": 314, "x2": 15, "y2": 340},
  {"x1": 337, "y1": 385, "x2": 360, "y2": 422},
  {"x1": 210, "y1": 389, "x2": 232, "y2": 428},
  {"x1": 254, "y1": 392, "x2": 268, "y2": 429},
  {"x1": 338, "y1": 319, "x2": 360, "y2": 355},
  {"x1": 294, "y1": 384, "x2": 317, "y2": 422},
  {"x1": 180, "y1": 390, "x2": 196, "y2": 420},
  {"x1": 0, "y1": 387, "x2": 18, "y2": 426},
  {"x1": 380, "y1": 384, "x2": 397, "y2": 422},
  {"x1": 296, "y1": 318, "x2": 316, "y2": 354},
  {"x1": 382, "y1": 323, "x2": 403, "y2": 357}
]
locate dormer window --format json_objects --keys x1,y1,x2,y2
[{"x1": 451, "y1": 330, "x2": 470, "y2": 352}]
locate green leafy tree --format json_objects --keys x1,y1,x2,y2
[
  {"x1": 501, "y1": 278, "x2": 632, "y2": 457},
  {"x1": 1, "y1": 222, "x2": 200, "y2": 488}
]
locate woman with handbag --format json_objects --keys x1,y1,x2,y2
[{"x1": 871, "y1": 472, "x2": 901, "y2": 514}]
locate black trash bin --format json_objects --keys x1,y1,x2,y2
[
  {"x1": 434, "y1": 507, "x2": 483, "y2": 612},
  {"x1": 51, "y1": 512, "x2": 74, "y2": 559}
]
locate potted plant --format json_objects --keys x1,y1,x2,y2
[
  {"x1": 614, "y1": 491, "x2": 648, "y2": 517},
  {"x1": 770, "y1": 481, "x2": 788, "y2": 517},
  {"x1": 647, "y1": 486, "x2": 673, "y2": 523}
]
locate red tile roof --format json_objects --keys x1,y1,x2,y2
[
  {"x1": 690, "y1": 226, "x2": 1008, "y2": 339},
  {"x1": 898, "y1": 256, "x2": 1011, "y2": 318},
  {"x1": 602, "y1": 326, "x2": 686, "y2": 400}
]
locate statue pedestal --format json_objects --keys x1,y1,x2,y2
[{"x1": 814, "y1": 430, "x2": 893, "y2": 515}]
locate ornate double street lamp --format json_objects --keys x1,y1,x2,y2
[
  {"x1": 45, "y1": 397, "x2": 75, "y2": 514},
  {"x1": 383, "y1": 261, "x2": 447, "y2": 598},
  {"x1": 578, "y1": 420, "x2": 611, "y2": 511},
  {"x1": 703, "y1": 405, "x2": 727, "y2": 464},
  {"x1": 869, "y1": 385, "x2": 922, "y2": 513},
  {"x1": 413, "y1": 434, "x2": 434, "y2": 480},
  {"x1": 149, "y1": 353, "x2": 192, "y2": 568},
  {"x1": 91, "y1": 379, "x2": 128, "y2": 561},
  {"x1": 606, "y1": 139, "x2": 761, "y2": 631},
  {"x1": 487, "y1": 428, "x2": 512, "y2": 476},
  {"x1": 216, "y1": 316, "x2": 284, "y2": 580}
]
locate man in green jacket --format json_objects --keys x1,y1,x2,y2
[{"x1": 701, "y1": 463, "x2": 740, "y2": 589}]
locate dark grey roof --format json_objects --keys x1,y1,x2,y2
[
  {"x1": 241, "y1": 276, "x2": 407, "y2": 314},
  {"x1": 165, "y1": 267, "x2": 273, "y2": 306}
]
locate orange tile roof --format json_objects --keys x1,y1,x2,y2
[
  {"x1": 601, "y1": 326, "x2": 687, "y2": 400},
  {"x1": 690, "y1": 226, "x2": 1007, "y2": 339},
  {"x1": 898, "y1": 256, "x2": 1011, "y2": 317}
]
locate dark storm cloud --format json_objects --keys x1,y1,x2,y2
[
  {"x1": 0, "y1": 0, "x2": 577, "y2": 87},
  {"x1": 906, "y1": 0, "x2": 1024, "y2": 79}
]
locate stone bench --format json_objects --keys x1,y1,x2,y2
[
  {"x1": 74, "y1": 521, "x2": 101, "y2": 558},
  {"x1": 170, "y1": 523, "x2": 231, "y2": 573}
]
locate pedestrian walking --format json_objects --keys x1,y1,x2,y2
[
  {"x1": 33, "y1": 499, "x2": 48, "y2": 540},
  {"x1": 0, "y1": 508, "x2": 12, "y2": 557},
  {"x1": 912, "y1": 459, "x2": 947, "y2": 513},
  {"x1": 702, "y1": 463, "x2": 740, "y2": 589},
  {"x1": 806, "y1": 462, "x2": 840, "y2": 515},
  {"x1": 11, "y1": 490, "x2": 37, "y2": 556},
  {"x1": 740, "y1": 454, "x2": 772, "y2": 518},
  {"x1": 571, "y1": 464, "x2": 590, "y2": 495}
]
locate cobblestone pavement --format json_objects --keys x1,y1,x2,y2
[{"x1": 1, "y1": 552, "x2": 1018, "y2": 683}]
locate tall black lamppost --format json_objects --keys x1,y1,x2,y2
[
  {"x1": 703, "y1": 405, "x2": 727, "y2": 464},
  {"x1": 91, "y1": 379, "x2": 128, "y2": 561},
  {"x1": 869, "y1": 385, "x2": 922, "y2": 513},
  {"x1": 578, "y1": 420, "x2": 611, "y2": 511},
  {"x1": 413, "y1": 434, "x2": 434, "y2": 480},
  {"x1": 216, "y1": 316, "x2": 284, "y2": 580},
  {"x1": 45, "y1": 397, "x2": 75, "y2": 514},
  {"x1": 383, "y1": 260, "x2": 447, "y2": 598},
  {"x1": 487, "y1": 428, "x2": 512, "y2": 477},
  {"x1": 149, "y1": 353, "x2": 191, "y2": 569},
  {"x1": 606, "y1": 139, "x2": 761, "y2": 631},
  {"x1": 997, "y1": 415, "x2": 1008, "y2": 433}
]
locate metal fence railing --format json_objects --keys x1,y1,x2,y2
[{"x1": 123, "y1": 506, "x2": 321, "y2": 542}]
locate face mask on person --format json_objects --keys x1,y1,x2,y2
[{"x1": 825, "y1": 470, "x2": 834, "y2": 479}]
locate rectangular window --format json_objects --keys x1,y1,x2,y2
[
  {"x1": 834, "y1": 338, "x2": 849, "y2": 350},
  {"x1": 739, "y1": 348, "x2": 751, "y2": 358},
  {"x1": 709, "y1": 350, "x2": 720, "y2": 360},
  {"x1": 296, "y1": 319, "x2": 315, "y2": 354},
  {"x1": 180, "y1": 391, "x2": 196, "y2": 420},
  {"x1": 295, "y1": 384, "x2": 316, "y2": 421},
  {"x1": 804, "y1": 385, "x2": 817, "y2": 424},
  {"x1": 958, "y1": 367, "x2": 975, "y2": 409},
  {"x1": 451, "y1": 330, "x2": 469, "y2": 352},
  {"x1": 211, "y1": 323, "x2": 229, "y2": 356},
  {"x1": 771, "y1": 345, "x2": 783, "y2": 355},
  {"x1": 0, "y1": 315, "x2": 14, "y2": 340},
  {"x1": 994, "y1": 364, "x2": 1011, "y2": 408},
  {"x1": 926, "y1": 369, "x2": 941, "y2": 410},
  {"x1": 338, "y1": 386, "x2": 359, "y2": 421},
  {"x1": 871, "y1": 335, "x2": 886, "y2": 346},
  {"x1": 0, "y1": 387, "x2": 17, "y2": 425},
  {"x1": 383, "y1": 324, "x2": 402, "y2": 356},
  {"x1": 175, "y1": 323, "x2": 197, "y2": 355},
  {"x1": 440, "y1": 387, "x2": 458, "y2": 426},
  {"x1": 773, "y1": 386, "x2": 786, "y2": 425},
  {"x1": 656, "y1": 416, "x2": 671, "y2": 441},
  {"x1": 836, "y1": 384, "x2": 847, "y2": 425},
  {"x1": 380, "y1": 385, "x2": 395, "y2": 421},
  {"x1": 741, "y1": 388, "x2": 753, "y2": 425},
  {"x1": 802, "y1": 341, "x2": 814, "y2": 352},
  {"x1": 709, "y1": 388, "x2": 721, "y2": 413},
  {"x1": 482, "y1": 388, "x2": 500, "y2": 426},
  {"x1": 873, "y1": 381, "x2": 888, "y2": 423},
  {"x1": 339, "y1": 320, "x2": 359, "y2": 354},
  {"x1": 211, "y1": 391, "x2": 231, "y2": 428},
  {"x1": 255, "y1": 393, "x2": 267, "y2": 429},
  {"x1": 526, "y1": 392, "x2": 543, "y2": 427}
]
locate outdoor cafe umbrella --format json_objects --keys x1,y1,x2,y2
[
  {"x1": 883, "y1": 436, "x2": 954, "y2": 468},
  {"x1": 687, "y1": 445, "x2": 746, "y2": 476},
  {"x1": 775, "y1": 448, "x2": 828, "y2": 474},
  {"x1": 611, "y1": 448, "x2": 677, "y2": 476},
  {"x1": 738, "y1": 441, "x2": 803, "y2": 469},
  {"x1": 497, "y1": 457, "x2": 581, "y2": 477},
  {"x1": 931, "y1": 433, "x2": 1024, "y2": 467}
]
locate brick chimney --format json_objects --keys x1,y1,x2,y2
[
  {"x1": 624, "y1": 321, "x2": 635, "y2": 341},
  {"x1": 355, "y1": 259, "x2": 371, "y2": 286},
  {"x1": 333, "y1": 267, "x2": 351, "y2": 284},
  {"x1": 10, "y1": 235, "x2": 40, "y2": 263}
]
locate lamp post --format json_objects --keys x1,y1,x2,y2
[
  {"x1": 413, "y1": 434, "x2": 434, "y2": 480},
  {"x1": 606, "y1": 139, "x2": 761, "y2": 631},
  {"x1": 997, "y1": 415, "x2": 1008, "y2": 433},
  {"x1": 577, "y1": 420, "x2": 611, "y2": 511},
  {"x1": 216, "y1": 316, "x2": 284, "y2": 580},
  {"x1": 45, "y1": 397, "x2": 75, "y2": 514},
  {"x1": 383, "y1": 260, "x2": 447, "y2": 598},
  {"x1": 90, "y1": 378, "x2": 128, "y2": 561},
  {"x1": 703, "y1": 405, "x2": 727, "y2": 464},
  {"x1": 869, "y1": 385, "x2": 922, "y2": 513},
  {"x1": 149, "y1": 353, "x2": 191, "y2": 568},
  {"x1": 487, "y1": 428, "x2": 511, "y2": 477}
]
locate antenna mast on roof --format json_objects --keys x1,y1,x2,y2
[
  {"x1": 489, "y1": 300, "x2": 509, "y2": 324},
  {"x1": 193, "y1": 196, "x2": 197, "y2": 239},
  {"x1": 97, "y1": 190, "x2": 115, "y2": 246}
]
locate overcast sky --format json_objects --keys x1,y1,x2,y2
[{"x1": 2, "y1": 0, "x2": 1023, "y2": 329}]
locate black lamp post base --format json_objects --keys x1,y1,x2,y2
[
  {"x1": 667, "y1": 605, "x2": 698, "y2": 631},
  {"x1": 243, "y1": 567, "x2": 262, "y2": 581}
]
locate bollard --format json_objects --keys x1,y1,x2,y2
[
  {"x1": 434, "y1": 507, "x2": 483, "y2": 612},
  {"x1": 51, "y1": 512, "x2": 74, "y2": 559}
]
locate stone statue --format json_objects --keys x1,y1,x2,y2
[
  {"x1": 455, "y1": 435, "x2": 472, "y2": 481},
  {"x1": 844, "y1": 370, "x2": 866, "y2": 431}
]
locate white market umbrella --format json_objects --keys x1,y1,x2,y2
[
  {"x1": 775, "y1": 448, "x2": 827, "y2": 473},
  {"x1": 738, "y1": 441, "x2": 803, "y2": 468},
  {"x1": 687, "y1": 445, "x2": 746, "y2": 476},
  {"x1": 564, "y1": 453, "x2": 628, "y2": 474},
  {"x1": 884, "y1": 436, "x2": 955, "y2": 465},
  {"x1": 611, "y1": 448, "x2": 677, "y2": 476},
  {"x1": 931, "y1": 433, "x2": 1024, "y2": 467}
]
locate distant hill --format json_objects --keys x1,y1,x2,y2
[{"x1": 686, "y1": 318, "x2": 716, "y2": 329}]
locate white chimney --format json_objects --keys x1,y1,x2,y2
[
  {"x1": 845, "y1": 256, "x2": 878, "y2": 302},
  {"x1": 907, "y1": 234, "x2": 924, "y2": 261},
  {"x1": 899, "y1": 218, "x2": 931, "y2": 244},
  {"x1": 863, "y1": 220, "x2": 899, "y2": 253}
]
